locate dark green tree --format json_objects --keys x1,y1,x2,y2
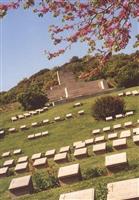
[
  {"x1": 18, "y1": 85, "x2": 48, "y2": 110},
  {"x1": 116, "y1": 66, "x2": 139, "y2": 88}
]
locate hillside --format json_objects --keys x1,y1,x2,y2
[
  {"x1": 0, "y1": 51, "x2": 139, "y2": 106},
  {"x1": 0, "y1": 86, "x2": 139, "y2": 199}
]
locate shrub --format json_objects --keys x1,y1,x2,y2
[
  {"x1": 92, "y1": 96, "x2": 125, "y2": 120},
  {"x1": 96, "y1": 182, "x2": 108, "y2": 200},
  {"x1": 8, "y1": 169, "x2": 15, "y2": 176},
  {"x1": 83, "y1": 167, "x2": 106, "y2": 180},
  {"x1": 34, "y1": 171, "x2": 59, "y2": 192},
  {"x1": 0, "y1": 91, "x2": 17, "y2": 105},
  {"x1": 18, "y1": 86, "x2": 48, "y2": 110},
  {"x1": 107, "y1": 144, "x2": 113, "y2": 152},
  {"x1": 126, "y1": 160, "x2": 138, "y2": 171}
]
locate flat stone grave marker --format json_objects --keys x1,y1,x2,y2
[
  {"x1": 2, "y1": 151, "x2": 11, "y2": 158},
  {"x1": 15, "y1": 162, "x2": 29, "y2": 173},
  {"x1": 125, "y1": 111, "x2": 134, "y2": 117},
  {"x1": 113, "y1": 138, "x2": 127, "y2": 149},
  {"x1": 9, "y1": 175, "x2": 33, "y2": 196},
  {"x1": 59, "y1": 188, "x2": 95, "y2": 200},
  {"x1": 74, "y1": 102, "x2": 82, "y2": 107},
  {"x1": 17, "y1": 156, "x2": 28, "y2": 163},
  {"x1": 31, "y1": 153, "x2": 42, "y2": 161},
  {"x1": 54, "y1": 152, "x2": 68, "y2": 163},
  {"x1": 11, "y1": 117, "x2": 17, "y2": 122},
  {"x1": 73, "y1": 141, "x2": 83, "y2": 147},
  {"x1": 93, "y1": 143, "x2": 106, "y2": 155},
  {"x1": 54, "y1": 116, "x2": 61, "y2": 121},
  {"x1": 103, "y1": 126, "x2": 111, "y2": 132},
  {"x1": 108, "y1": 133, "x2": 118, "y2": 140},
  {"x1": 115, "y1": 114, "x2": 124, "y2": 119},
  {"x1": 59, "y1": 146, "x2": 70, "y2": 153},
  {"x1": 8, "y1": 128, "x2": 16, "y2": 133},
  {"x1": 43, "y1": 119, "x2": 50, "y2": 124},
  {"x1": 24, "y1": 113, "x2": 31, "y2": 118},
  {"x1": 74, "y1": 147, "x2": 88, "y2": 159},
  {"x1": 13, "y1": 149, "x2": 22, "y2": 155},
  {"x1": 34, "y1": 133, "x2": 42, "y2": 138},
  {"x1": 3, "y1": 159, "x2": 15, "y2": 168},
  {"x1": 66, "y1": 113, "x2": 73, "y2": 119},
  {"x1": 118, "y1": 92, "x2": 124, "y2": 97},
  {"x1": 132, "y1": 90, "x2": 139, "y2": 95},
  {"x1": 0, "y1": 167, "x2": 9, "y2": 178},
  {"x1": 133, "y1": 127, "x2": 139, "y2": 134},
  {"x1": 92, "y1": 129, "x2": 101, "y2": 135},
  {"x1": 113, "y1": 124, "x2": 122, "y2": 130},
  {"x1": 20, "y1": 125, "x2": 27, "y2": 130},
  {"x1": 58, "y1": 163, "x2": 81, "y2": 185},
  {"x1": 78, "y1": 110, "x2": 84, "y2": 115},
  {"x1": 105, "y1": 152, "x2": 128, "y2": 172},
  {"x1": 106, "y1": 116, "x2": 113, "y2": 121},
  {"x1": 33, "y1": 157, "x2": 48, "y2": 169},
  {"x1": 125, "y1": 91, "x2": 132, "y2": 96},
  {"x1": 95, "y1": 135, "x2": 105, "y2": 143},
  {"x1": 31, "y1": 122, "x2": 38, "y2": 127},
  {"x1": 18, "y1": 115, "x2": 24, "y2": 119},
  {"x1": 107, "y1": 178, "x2": 139, "y2": 199},
  {"x1": 28, "y1": 134, "x2": 35, "y2": 140},
  {"x1": 124, "y1": 121, "x2": 133, "y2": 127},
  {"x1": 85, "y1": 138, "x2": 94, "y2": 145},
  {"x1": 75, "y1": 142, "x2": 86, "y2": 149},
  {"x1": 41, "y1": 131, "x2": 48, "y2": 136},
  {"x1": 120, "y1": 130, "x2": 131, "y2": 138},
  {"x1": 45, "y1": 149, "x2": 56, "y2": 158}
]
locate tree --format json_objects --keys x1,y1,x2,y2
[
  {"x1": 116, "y1": 66, "x2": 139, "y2": 87},
  {"x1": 70, "y1": 56, "x2": 79, "y2": 63},
  {"x1": 0, "y1": 0, "x2": 139, "y2": 62},
  {"x1": 18, "y1": 85, "x2": 48, "y2": 110},
  {"x1": 92, "y1": 96, "x2": 125, "y2": 120}
]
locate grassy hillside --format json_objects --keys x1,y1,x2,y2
[
  {"x1": 0, "y1": 51, "x2": 139, "y2": 106},
  {"x1": 0, "y1": 86, "x2": 139, "y2": 199}
]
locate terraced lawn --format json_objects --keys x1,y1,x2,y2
[{"x1": 0, "y1": 86, "x2": 139, "y2": 200}]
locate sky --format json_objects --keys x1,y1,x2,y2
[{"x1": 0, "y1": 5, "x2": 138, "y2": 92}]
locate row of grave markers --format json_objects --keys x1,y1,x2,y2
[
  {"x1": 11, "y1": 102, "x2": 83, "y2": 122},
  {"x1": 11, "y1": 107, "x2": 49, "y2": 122},
  {"x1": 4, "y1": 151, "x2": 139, "y2": 199},
  {"x1": 118, "y1": 89, "x2": 139, "y2": 97},
  {"x1": 1, "y1": 127, "x2": 139, "y2": 180},
  {"x1": 7, "y1": 110, "x2": 85, "y2": 134},
  {"x1": 0, "y1": 109, "x2": 85, "y2": 140},
  {"x1": 105, "y1": 110, "x2": 134, "y2": 121},
  {"x1": 1, "y1": 129, "x2": 139, "y2": 196},
  {"x1": 1, "y1": 123, "x2": 139, "y2": 159},
  {"x1": 92, "y1": 119, "x2": 139, "y2": 134}
]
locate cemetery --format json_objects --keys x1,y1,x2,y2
[
  {"x1": 1, "y1": 1, "x2": 139, "y2": 198},
  {"x1": 0, "y1": 86, "x2": 139, "y2": 199}
]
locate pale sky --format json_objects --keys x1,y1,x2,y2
[{"x1": 0, "y1": 6, "x2": 138, "y2": 91}]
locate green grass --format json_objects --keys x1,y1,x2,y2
[{"x1": 0, "y1": 86, "x2": 139, "y2": 200}]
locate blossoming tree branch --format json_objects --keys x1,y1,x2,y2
[{"x1": 0, "y1": 0, "x2": 139, "y2": 62}]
